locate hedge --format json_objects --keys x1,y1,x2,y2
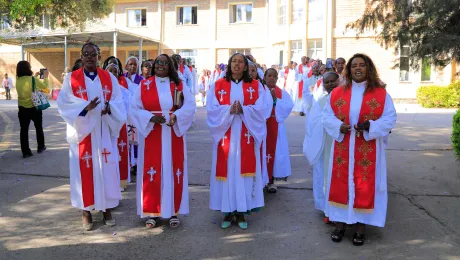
[
  {"x1": 452, "y1": 110, "x2": 460, "y2": 158},
  {"x1": 416, "y1": 81, "x2": 460, "y2": 108}
]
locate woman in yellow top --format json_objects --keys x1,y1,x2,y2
[{"x1": 16, "y1": 61, "x2": 49, "y2": 158}]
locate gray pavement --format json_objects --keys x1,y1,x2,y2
[{"x1": 0, "y1": 99, "x2": 459, "y2": 259}]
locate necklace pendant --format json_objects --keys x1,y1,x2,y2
[{"x1": 357, "y1": 131, "x2": 361, "y2": 138}]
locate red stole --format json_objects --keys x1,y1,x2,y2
[
  {"x1": 70, "y1": 68, "x2": 113, "y2": 207},
  {"x1": 328, "y1": 86, "x2": 386, "y2": 212},
  {"x1": 266, "y1": 86, "x2": 282, "y2": 180},
  {"x1": 298, "y1": 65, "x2": 304, "y2": 99},
  {"x1": 316, "y1": 78, "x2": 323, "y2": 89},
  {"x1": 215, "y1": 79, "x2": 259, "y2": 181},
  {"x1": 118, "y1": 76, "x2": 128, "y2": 89},
  {"x1": 180, "y1": 64, "x2": 190, "y2": 75},
  {"x1": 283, "y1": 67, "x2": 289, "y2": 89},
  {"x1": 140, "y1": 76, "x2": 185, "y2": 216},
  {"x1": 117, "y1": 75, "x2": 129, "y2": 187}
]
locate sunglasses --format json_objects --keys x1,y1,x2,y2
[
  {"x1": 155, "y1": 60, "x2": 169, "y2": 66},
  {"x1": 82, "y1": 52, "x2": 99, "y2": 57}
]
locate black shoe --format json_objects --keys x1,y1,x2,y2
[
  {"x1": 23, "y1": 153, "x2": 33, "y2": 159},
  {"x1": 331, "y1": 229, "x2": 346, "y2": 243},
  {"x1": 299, "y1": 112, "x2": 305, "y2": 116},
  {"x1": 37, "y1": 146, "x2": 47, "y2": 154},
  {"x1": 352, "y1": 232, "x2": 365, "y2": 246}
]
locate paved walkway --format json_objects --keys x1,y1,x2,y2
[{"x1": 0, "y1": 100, "x2": 459, "y2": 259}]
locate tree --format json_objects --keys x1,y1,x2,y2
[
  {"x1": 0, "y1": 0, "x2": 113, "y2": 30},
  {"x1": 346, "y1": 0, "x2": 460, "y2": 69}
]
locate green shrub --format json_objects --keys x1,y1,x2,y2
[
  {"x1": 416, "y1": 83, "x2": 460, "y2": 108},
  {"x1": 452, "y1": 110, "x2": 460, "y2": 158}
]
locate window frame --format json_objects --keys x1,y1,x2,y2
[
  {"x1": 307, "y1": 39, "x2": 323, "y2": 60},
  {"x1": 229, "y1": 3, "x2": 253, "y2": 24},
  {"x1": 420, "y1": 56, "x2": 433, "y2": 82},
  {"x1": 1, "y1": 15, "x2": 10, "y2": 30},
  {"x1": 127, "y1": 50, "x2": 148, "y2": 62},
  {"x1": 278, "y1": 0, "x2": 287, "y2": 25},
  {"x1": 229, "y1": 48, "x2": 252, "y2": 56},
  {"x1": 399, "y1": 45, "x2": 411, "y2": 82},
  {"x1": 126, "y1": 8, "x2": 147, "y2": 28},
  {"x1": 290, "y1": 40, "x2": 303, "y2": 62},
  {"x1": 291, "y1": 0, "x2": 304, "y2": 24},
  {"x1": 176, "y1": 5, "x2": 198, "y2": 26}
]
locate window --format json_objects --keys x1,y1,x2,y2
[
  {"x1": 127, "y1": 9, "x2": 147, "y2": 27},
  {"x1": 230, "y1": 4, "x2": 252, "y2": 24},
  {"x1": 307, "y1": 39, "x2": 323, "y2": 60},
  {"x1": 279, "y1": 0, "x2": 287, "y2": 25},
  {"x1": 177, "y1": 6, "x2": 197, "y2": 25},
  {"x1": 308, "y1": 0, "x2": 324, "y2": 23},
  {"x1": 128, "y1": 50, "x2": 148, "y2": 62},
  {"x1": 1, "y1": 15, "x2": 10, "y2": 30},
  {"x1": 292, "y1": 0, "x2": 304, "y2": 24},
  {"x1": 399, "y1": 46, "x2": 410, "y2": 81},
  {"x1": 178, "y1": 49, "x2": 197, "y2": 65},
  {"x1": 421, "y1": 57, "x2": 432, "y2": 82},
  {"x1": 230, "y1": 49, "x2": 251, "y2": 56},
  {"x1": 290, "y1": 40, "x2": 303, "y2": 62}
]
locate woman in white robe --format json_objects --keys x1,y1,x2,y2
[
  {"x1": 321, "y1": 54, "x2": 396, "y2": 246},
  {"x1": 130, "y1": 54, "x2": 196, "y2": 228},
  {"x1": 207, "y1": 53, "x2": 270, "y2": 230},
  {"x1": 303, "y1": 72, "x2": 340, "y2": 220},
  {"x1": 57, "y1": 43, "x2": 127, "y2": 231},
  {"x1": 263, "y1": 68, "x2": 293, "y2": 192}
]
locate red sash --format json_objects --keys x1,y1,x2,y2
[
  {"x1": 298, "y1": 65, "x2": 304, "y2": 99},
  {"x1": 180, "y1": 64, "x2": 191, "y2": 75},
  {"x1": 328, "y1": 86, "x2": 386, "y2": 212},
  {"x1": 266, "y1": 87, "x2": 282, "y2": 180},
  {"x1": 215, "y1": 78, "x2": 259, "y2": 181},
  {"x1": 118, "y1": 76, "x2": 128, "y2": 89},
  {"x1": 117, "y1": 76, "x2": 129, "y2": 187},
  {"x1": 283, "y1": 67, "x2": 289, "y2": 89},
  {"x1": 141, "y1": 76, "x2": 185, "y2": 216},
  {"x1": 316, "y1": 78, "x2": 323, "y2": 89},
  {"x1": 70, "y1": 68, "x2": 113, "y2": 207}
]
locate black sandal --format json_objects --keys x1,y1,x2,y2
[
  {"x1": 331, "y1": 228, "x2": 346, "y2": 243},
  {"x1": 352, "y1": 232, "x2": 365, "y2": 246}
]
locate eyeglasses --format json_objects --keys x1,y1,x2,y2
[
  {"x1": 155, "y1": 60, "x2": 169, "y2": 66},
  {"x1": 82, "y1": 52, "x2": 99, "y2": 57}
]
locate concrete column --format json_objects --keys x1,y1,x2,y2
[
  {"x1": 210, "y1": 0, "x2": 217, "y2": 66},
  {"x1": 64, "y1": 36, "x2": 68, "y2": 71},
  {"x1": 138, "y1": 38, "x2": 143, "y2": 74},
  {"x1": 113, "y1": 31, "x2": 117, "y2": 57}
]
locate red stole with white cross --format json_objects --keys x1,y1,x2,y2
[
  {"x1": 329, "y1": 86, "x2": 386, "y2": 212},
  {"x1": 316, "y1": 78, "x2": 323, "y2": 89},
  {"x1": 266, "y1": 86, "x2": 282, "y2": 180},
  {"x1": 298, "y1": 65, "x2": 304, "y2": 99},
  {"x1": 214, "y1": 78, "x2": 259, "y2": 181},
  {"x1": 117, "y1": 75, "x2": 129, "y2": 188},
  {"x1": 140, "y1": 76, "x2": 185, "y2": 216},
  {"x1": 70, "y1": 68, "x2": 113, "y2": 207}
]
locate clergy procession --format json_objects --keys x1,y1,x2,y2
[{"x1": 56, "y1": 41, "x2": 396, "y2": 247}]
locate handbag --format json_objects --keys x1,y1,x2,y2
[{"x1": 31, "y1": 77, "x2": 50, "y2": 110}]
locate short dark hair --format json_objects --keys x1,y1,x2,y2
[
  {"x1": 225, "y1": 53, "x2": 252, "y2": 83},
  {"x1": 16, "y1": 61, "x2": 33, "y2": 77},
  {"x1": 81, "y1": 42, "x2": 100, "y2": 54}
]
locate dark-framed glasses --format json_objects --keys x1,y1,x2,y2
[
  {"x1": 155, "y1": 60, "x2": 169, "y2": 66},
  {"x1": 82, "y1": 52, "x2": 99, "y2": 57}
]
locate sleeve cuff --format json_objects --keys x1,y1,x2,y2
[{"x1": 79, "y1": 109, "x2": 88, "y2": 117}]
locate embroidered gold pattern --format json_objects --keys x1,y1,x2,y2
[
  {"x1": 336, "y1": 142, "x2": 346, "y2": 152},
  {"x1": 358, "y1": 142, "x2": 373, "y2": 156},
  {"x1": 363, "y1": 98, "x2": 382, "y2": 121},
  {"x1": 334, "y1": 98, "x2": 347, "y2": 122},
  {"x1": 335, "y1": 156, "x2": 346, "y2": 177},
  {"x1": 358, "y1": 158, "x2": 372, "y2": 181}
]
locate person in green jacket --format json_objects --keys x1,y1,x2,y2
[{"x1": 16, "y1": 61, "x2": 49, "y2": 158}]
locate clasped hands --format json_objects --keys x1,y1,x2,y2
[
  {"x1": 230, "y1": 101, "x2": 243, "y2": 115},
  {"x1": 340, "y1": 120, "x2": 370, "y2": 134},
  {"x1": 84, "y1": 97, "x2": 111, "y2": 115},
  {"x1": 150, "y1": 113, "x2": 176, "y2": 127}
]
